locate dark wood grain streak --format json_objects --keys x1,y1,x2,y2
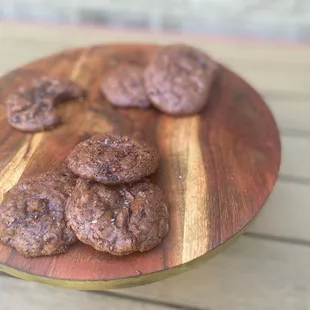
[{"x1": 0, "y1": 44, "x2": 281, "y2": 286}]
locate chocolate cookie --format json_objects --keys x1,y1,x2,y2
[
  {"x1": 144, "y1": 44, "x2": 218, "y2": 115},
  {"x1": 100, "y1": 63, "x2": 150, "y2": 109},
  {"x1": 67, "y1": 133, "x2": 159, "y2": 184},
  {"x1": 0, "y1": 170, "x2": 77, "y2": 257},
  {"x1": 6, "y1": 77, "x2": 85, "y2": 132},
  {"x1": 66, "y1": 179, "x2": 169, "y2": 255}
]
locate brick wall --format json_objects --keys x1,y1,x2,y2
[{"x1": 1, "y1": 0, "x2": 310, "y2": 41}]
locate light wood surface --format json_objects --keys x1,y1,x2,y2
[
  {"x1": 281, "y1": 137, "x2": 310, "y2": 179},
  {"x1": 1, "y1": 24, "x2": 310, "y2": 64},
  {"x1": 0, "y1": 43, "x2": 281, "y2": 288},
  {"x1": 247, "y1": 182, "x2": 310, "y2": 241},
  {"x1": 120, "y1": 237, "x2": 310, "y2": 310},
  {"x1": 266, "y1": 98, "x2": 310, "y2": 132},
  {"x1": 0, "y1": 276, "x2": 174, "y2": 310},
  {"x1": 0, "y1": 22, "x2": 309, "y2": 309}
]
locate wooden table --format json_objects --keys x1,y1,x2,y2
[{"x1": 0, "y1": 23, "x2": 310, "y2": 310}]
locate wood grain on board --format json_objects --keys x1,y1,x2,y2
[{"x1": 0, "y1": 44, "x2": 280, "y2": 287}]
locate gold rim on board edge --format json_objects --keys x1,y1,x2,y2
[{"x1": 0, "y1": 227, "x2": 245, "y2": 290}]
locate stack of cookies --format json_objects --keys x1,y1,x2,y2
[
  {"x1": 101, "y1": 44, "x2": 219, "y2": 116},
  {"x1": 0, "y1": 134, "x2": 169, "y2": 257},
  {"x1": 65, "y1": 133, "x2": 169, "y2": 256}
]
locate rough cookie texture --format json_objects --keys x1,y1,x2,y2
[
  {"x1": 66, "y1": 179, "x2": 169, "y2": 255},
  {"x1": 0, "y1": 170, "x2": 77, "y2": 257},
  {"x1": 101, "y1": 63, "x2": 150, "y2": 109},
  {"x1": 67, "y1": 133, "x2": 159, "y2": 184},
  {"x1": 144, "y1": 44, "x2": 218, "y2": 115},
  {"x1": 6, "y1": 77, "x2": 85, "y2": 132}
]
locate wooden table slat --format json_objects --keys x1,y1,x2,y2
[
  {"x1": 0, "y1": 276, "x2": 173, "y2": 310},
  {"x1": 266, "y1": 98, "x2": 310, "y2": 132},
  {"x1": 1, "y1": 41, "x2": 310, "y2": 97},
  {"x1": 281, "y1": 136, "x2": 310, "y2": 179},
  {"x1": 247, "y1": 182, "x2": 310, "y2": 241},
  {"x1": 1, "y1": 23, "x2": 310, "y2": 65},
  {"x1": 119, "y1": 237, "x2": 310, "y2": 310}
]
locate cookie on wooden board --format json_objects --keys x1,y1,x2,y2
[
  {"x1": 144, "y1": 44, "x2": 218, "y2": 115},
  {"x1": 66, "y1": 178, "x2": 169, "y2": 255},
  {"x1": 0, "y1": 170, "x2": 77, "y2": 257},
  {"x1": 6, "y1": 77, "x2": 85, "y2": 132},
  {"x1": 101, "y1": 63, "x2": 150, "y2": 109},
  {"x1": 67, "y1": 133, "x2": 159, "y2": 184}
]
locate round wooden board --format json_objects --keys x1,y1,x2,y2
[{"x1": 0, "y1": 44, "x2": 281, "y2": 290}]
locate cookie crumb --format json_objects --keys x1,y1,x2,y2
[{"x1": 138, "y1": 191, "x2": 146, "y2": 198}]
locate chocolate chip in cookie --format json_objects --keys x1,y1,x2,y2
[
  {"x1": 6, "y1": 77, "x2": 86, "y2": 132},
  {"x1": 67, "y1": 133, "x2": 159, "y2": 184},
  {"x1": 144, "y1": 44, "x2": 218, "y2": 115},
  {"x1": 101, "y1": 63, "x2": 150, "y2": 109},
  {"x1": 0, "y1": 170, "x2": 77, "y2": 257},
  {"x1": 66, "y1": 178, "x2": 169, "y2": 255}
]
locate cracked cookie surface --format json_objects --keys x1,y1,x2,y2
[
  {"x1": 67, "y1": 133, "x2": 159, "y2": 185},
  {"x1": 66, "y1": 179, "x2": 169, "y2": 255},
  {"x1": 0, "y1": 170, "x2": 77, "y2": 257},
  {"x1": 6, "y1": 77, "x2": 85, "y2": 132},
  {"x1": 101, "y1": 63, "x2": 150, "y2": 109},
  {"x1": 145, "y1": 44, "x2": 218, "y2": 115}
]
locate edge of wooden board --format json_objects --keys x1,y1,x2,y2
[{"x1": 0, "y1": 226, "x2": 247, "y2": 290}]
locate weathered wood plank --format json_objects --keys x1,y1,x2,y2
[
  {"x1": 119, "y1": 237, "x2": 310, "y2": 310},
  {"x1": 0, "y1": 276, "x2": 174, "y2": 310},
  {"x1": 266, "y1": 98, "x2": 310, "y2": 132},
  {"x1": 1, "y1": 23, "x2": 310, "y2": 65},
  {"x1": 281, "y1": 136, "x2": 310, "y2": 179},
  {"x1": 229, "y1": 65, "x2": 310, "y2": 96},
  {"x1": 247, "y1": 181, "x2": 310, "y2": 241},
  {"x1": 0, "y1": 42, "x2": 68, "y2": 73}
]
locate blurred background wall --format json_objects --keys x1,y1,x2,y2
[{"x1": 0, "y1": 0, "x2": 310, "y2": 41}]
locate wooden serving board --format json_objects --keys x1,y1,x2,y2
[{"x1": 0, "y1": 44, "x2": 281, "y2": 290}]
